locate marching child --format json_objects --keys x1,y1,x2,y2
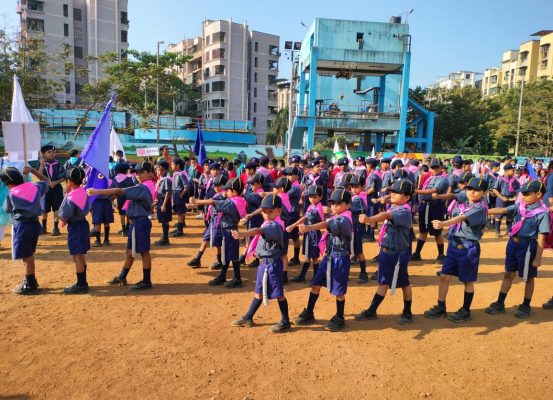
[
  {"x1": 88, "y1": 161, "x2": 156, "y2": 291},
  {"x1": 189, "y1": 177, "x2": 247, "y2": 288},
  {"x1": 40, "y1": 145, "x2": 65, "y2": 236},
  {"x1": 57, "y1": 167, "x2": 91, "y2": 294},
  {"x1": 294, "y1": 188, "x2": 353, "y2": 332},
  {"x1": 238, "y1": 172, "x2": 265, "y2": 267},
  {"x1": 90, "y1": 167, "x2": 115, "y2": 247},
  {"x1": 424, "y1": 178, "x2": 489, "y2": 322},
  {"x1": 287, "y1": 185, "x2": 324, "y2": 283},
  {"x1": 154, "y1": 160, "x2": 172, "y2": 246},
  {"x1": 354, "y1": 179, "x2": 415, "y2": 324},
  {"x1": 349, "y1": 175, "x2": 370, "y2": 283},
  {"x1": 492, "y1": 163, "x2": 520, "y2": 237},
  {"x1": 285, "y1": 166, "x2": 303, "y2": 266},
  {"x1": 1, "y1": 166, "x2": 49, "y2": 294},
  {"x1": 171, "y1": 158, "x2": 191, "y2": 237},
  {"x1": 230, "y1": 194, "x2": 291, "y2": 333},
  {"x1": 485, "y1": 180, "x2": 550, "y2": 318},
  {"x1": 111, "y1": 162, "x2": 134, "y2": 236}
]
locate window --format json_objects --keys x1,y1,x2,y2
[
  {"x1": 268, "y1": 75, "x2": 277, "y2": 85},
  {"x1": 253, "y1": 117, "x2": 256, "y2": 127},
  {"x1": 213, "y1": 113, "x2": 225, "y2": 120},
  {"x1": 254, "y1": 57, "x2": 258, "y2": 67},
  {"x1": 214, "y1": 65, "x2": 225, "y2": 75},
  {"x1": 205, "y1": 36, "x2": 210, "y2": 46},
  {"x1": 74, "y1": 27, "x2": 82, "y2": 40},
  {"x1": 253, "y1": 103, "x2": 257, "y2": 112},
  {"x1": 254, "y1": 72, "x2": 257, "y2": 83},
  {"x1": 73, "y1": 8, "x2": 82, "y2": 21},
  {"x1": 74, "y1": 46, "x2": 83, "y2": 59},
  {"x1": 65, "y1": 81, "x2": 71, "y2": 94},
  {"x1": 540, "y1": 44, "x2": 549, "y2": 60},
  {"x1": 254, "y1": 42, "x2": 258, "y2": 52},
  {"x1": 212, "y1": 48, "x2": 225, "y2": 59},
  {"x1": 121, "y1": 30, "x2": 127, "y2": 43},
  {"x1": 204, "y1": 67, "x2": 210, "y2": 79},
  {"x1": 205, "y1": 52, "x2": 210, "y2": 62},
  {"x1": 465, "y1": 74, "x2": 470, "y2": 79},
  {"x1": 211, "y1": 99, "x2": 225, "y2": 108},
  {"x1": 491, "y1": 75, "x2": 497, "y2": 84},
  {"x1": 27, "y1": 0, "x2": 44, "y2": 12},
  {"x1": 540, "y1": 59, "x2": 548, "y2": 69},
  {"x1": 267, "y1": 120, "x2": 273, "y2": 128},
  {"x1": 356, "y1": 77, "x2": 362, "y2": 91},
  {"x1": 27, "y1": 18, "x2": 44, "y2": 32},
  {"x1": 205, "y1": 83, "x2": 210, "y2": 93},
  {"x1": 253, "y1": 87, "x2": 257, "y2": 97},
  {"x1": 64, "y1": 23, "x2": 69, "y2": 37},
  {"x1": 212, "y1": 81, "x2": 225, "y2": 91},
  {"x1": 269, "y1": 60, "x2": 278, "y2": 70},
  {"x1": 120, "y1": 11, "x2": 128, "y2": 24},
  {"x1": 75, "y1": 83, "x2": 81, "y2": 95},
  {"x1": 356, "y1": 32, "x2": 364, "y2": 50},
  {"x1": 269, "y1": 45, "x2": 279, "y2": 56},
  {"x1": 212, "y1": 31, "x2": 226, "y2": 43},
  {"x1": 63, "y1": 4, "x2": 69, "y2": 17}
]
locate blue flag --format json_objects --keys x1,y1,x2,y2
[
  {"x1": 525, "y1": 160, "x2": 538, "y2": 180},
  {"x1": 85, "y1": 167, "x2": 109, "y2": 205},
  {"x1": 193, "y1": 122, "x2": 206, "y2": 165},
  {"x1": 81, "y1": 94, "x2": 116, "y2": 177}
]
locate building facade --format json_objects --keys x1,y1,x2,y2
[
  {"x1": 167, "y1": 19, "x2": 280, "y2": 144},
  {"x1": 425, "y1": 71, "x2": 482, "y2": 102},
  {"x1": 17, "y1": 0, "x2": 129, "y2": 104},
  {"x1": 482, "y1": 30, "x2": 553, "y2": 97},
  {"x1": 276, "y1": 79, "x2": 290, "y2": 111}
]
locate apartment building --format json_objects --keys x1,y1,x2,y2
[
  {"x1": 276, "y1": 79, "x2": 290, "y2": 111},
  {"x1": 481, "y1": 30, "x2": 553, "y2": 97},
  {"x1": 425, "y1": 71, "x2": 482, "y2": 102},
  {"x1": 17, "y1": 0, "x2": 129, "y2": 104},
  {"x1": 167, "y1": 19, "x2": 280, "y2": 144}
]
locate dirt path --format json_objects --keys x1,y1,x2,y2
[{"x1": 1, "y1": 216, "x2": 553, "y2": 399}]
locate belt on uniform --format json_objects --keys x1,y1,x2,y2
[
  {"x1": 129, "y1": 217, "x2": 148, "y2": 223},
  {"x1": 512, "y1": 236, "x2": 533, "y2": 243},
  {"x1": 15, "y1": 217, "x2": 39, "y2": 223}
]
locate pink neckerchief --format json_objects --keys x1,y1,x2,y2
[
  {"x1": 258, "y1": 166, "x2": 270, "y2": 177},
  {"x1": 205, "y1": 192, "x2": 224, "y2": 223},
  {"x1": 353, "y1": 191, "x2": 368, "y2": 208},
  {"x1": 510, "y1": 202, "x2": 548, "y2": 236},
  {"x1": 229, "y1": 196, "x2": 247, "y2": 219},
  {"x1": 378, "y1": 204, "x2": 412, "y2": 245},
  {"x1": 122, "y1": 179, "x2": 156, "y2": 211},
  {"x1": 10, "y1": 182, "x2": 38, "y2": 203},
  {"x1": 66, "y1": 186, "x2": 88, "y2": 211},
  {"x1": 501, "y1": 176, "x2": 516, "y2": 193},
  {"x1": 422, "y1": 175, "x2": 436, "y2": 189},
  {"x1": 407, "y1": 165, "x2": 419, "y2": 174},
  {"x1": 450, "y1": 200, "x2": 487, "y2": 233},
  {"x1": 371, "y1": 169, "x2": 383, "y2": 179},
  {"x1": 452, "y1": 169, "x2": 464, "y2": 177},
  {"x1": 246, "y1": 217, "x2": 285, "y2": 261},
  {"x1": 115, "y1": 173, "x2": 129, "y2": 184},
  {"x1": 291, "y1": 180, "x2": 301, "y2": 188},
  {"x1": 318, "y1": 210, "x2": 353, "y2": 255},
  {"x1": 307, "y1": 201, "x2": 325, "y2": 223},
  {"x1": 447, "y1": 197, "x2": 459, "y2": 215},
  {"x1": 255, "y1": 187, "x2": 264, "y2": 194},
  {"x1": 179, "y1": 169, "x2": 190, "y2": 182},
  {"x1": 205, "y1": 176, "x2": 213, "y2": 192},
  {"x1": 44, "y1": 160, "x2": 59, "y2": 178},
  {"x1": 279, "y1": 192, "x2": 292, "y2": 212},
  {"x1": 308, "y1": 173, "x2": 320, "y2": 184}
]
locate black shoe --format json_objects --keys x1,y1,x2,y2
[
  {"x1": 170, "y1": 231, "x2": 184, "y2": 238},
  {"x1": 187, "y1": 257, "x2": 201, "y2": 268},
  {"x1": 543, "y1": 298, "x2": 553, "y2": 310},
  {"x1": 208, "y1": 276, "x2": 226, "y2": 286},
  {"x1": 436, "y1": 271, "x2": 442, "y2": 277},
  {"x1": 51, "y1": 227, "x2": 60, "y2": 237},
  {"x1": 154, "y1": 239, "x2": 170, "y2": 246},
  {"x1": 39, "y1": 226, "x2": 47, "y2": 235},
  {"x1": 410, "y1": 253, "x2": 421, "y2": 261},
  {"x1": 92, "y1": 240, "x2": 102, "y2": 247},
  {"x1": 225, "y1": 278, "x2": 243, "y2": 289},
  {"x1": 106, "y1": 276, "x2": 127, "y2": 286},
  {"x1": 291, "y1": 275, "x2": 306, "y2": 283},
  {"x1": 448, "y1": 308, "x2": 472, "y2": 323},
  {"x1": 370, "y1": 272, "x2": 378, "y2": 281},
  {"x1": 288, "y1": 258, "x2": 300, "y2": 266},
  {"x1": 282, "y1": 273, "x2": 289, "y2": 284},
  {"x1": 293, "y1": 309, "x2": 315, "y2": 325},
  {"x1": 117, "y1": 229, "x2": 125, "y2": 235},
  {"x1": 398, "y1": 312, "x2": 413, "y2": 325},
  {"x1": 270, "y1": 320, "x2": 291, "y2": 333},
  {"x1": 130, "y1": 280, "x2": 152, "y2": 291},
  {"x1": 13, "y1": 280, "x2": 39, "y2": 295},
  {"x1": 64, "y1": 283, "x2": 89, "y2": 294},
  {"x1": 357, "y1": 272, "x2": 369, "y2": 284},
  {"x1": 209, "y1": 261, "x2": 223, "y2": 270},
  {"x1": 350, "y1": 257, "x2": 359, "y2": 265},
  {"x1": 89, "y1": 230, "x2": 96, "y2": 238},
  {"x1": 424, "y1": 304, "x2": 447, "y2": 319},
  {"x1": 103, "y1": 240, "x2": 111, "y2": 246},
  {"x1": 231, "y1": 317, "x2": 253, "y2": 327},
  {"x1": 354, "y1": 309, "x2": 377, "y2": 321},
  {"x1": 484, "y1": 302, "x2": 505, "y2": 315},
  {"x1": 514, "y1": 304, "x2": 531, "y2": 319},
  {"x1": 436, "y1": 254, "x2": 445, "y2": 264},
  {"x1": 325, "y1": 315, "x2": 345, "y2": 332},
  {"x1": 238, "y1": 254, "x2": 246, "y2": 266},
  {"x1": 247, "y1": 259, "x2": 260, "y2": 268}
]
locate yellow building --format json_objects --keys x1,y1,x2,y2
[
  {"x1": 482, "y1": 67, "x2": 502, "y2": 96},
  {"x1": 536, "y1": 31, "x2": 553, "y2": 80},
  {"x1": 516, "y1": 40, "x2": 540, "y2": 84}
]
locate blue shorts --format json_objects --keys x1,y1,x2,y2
[
  {"x1": 505, "y1": 237, "x2": 538, "y2": 279},
  {"x1": 283, "y1": 230, "x2": 290, "y2": 254},
  {"x1": 302, "y1": 230, "x2": 321, "y2": 259},
  {"x1": 353, "y1": 224, "x2": 365, "y2": 256},
  {"x1": 418, "y1": 201, "x2": 446, "y2": 236},
  {"x1": 220, "y1": 228, "x2": 239, "y2": 264},
  {"x1": 254, "y1": 258, "x2": 284, "y2": 299},
  {"x1": 116, "y1": 197, "x2": 127, "y2": 215},
  {"x1": 288, "y1": 211, "x2": 300, "y2": 240},
  {"x1": 311, "y1": 253, "x2": 351, "y2": 296},
  {"x1": 441, "y1": 240, "x2": 480, "y2": 282},
  {"x1": 377, "y1": 248, "x2": 411, "y2": 288},
  {"x1": 13, "y1": 221, "x2": 41, "y2": 259},
  {"x1": 172, "y1": 193, "x2": 187, "y2": 214},
  {"x1": 202, "y1": 221, "x2": 222, "y2": 246},
  {"x1": 126, "y1": 218, "x2": 152, "y2": 254},
  {"x1": 67, "y1": 220, "x2": 91, "y2": 255},
  {"x1": 156, "y1": 201, "x2": 173, "y2": 223},
  {"x1": 43, "y1": 184, "x2": 63, "y2": 212},
  {"x1": 92, "y1": 198, "x2": 114, "y2": 225},
  {"x1": 495, "y1": 198, "x2": 515, "y2": 220}
]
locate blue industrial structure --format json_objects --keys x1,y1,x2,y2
[{"x1": 288, "y1": 18, "x2": 434, "y2": 153}]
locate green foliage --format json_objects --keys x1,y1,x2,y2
[
  {"x1": 266, "y1": 107, "x2": 288, "y2": 145},
  {"x1": 313, "y1": 135, "x2": 347, "y2": 153}
]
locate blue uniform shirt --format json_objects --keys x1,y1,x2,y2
[
  {"x1": 350, "y1": 196, "x2": 368, "y2": 226},
  {"x1": 380, "y1": 205, "x2": 412, "y2": 253},
  {"x1": 450, "y1": 201, "x2": 488, "y2": 241},
  {"x1": 366, "y1": 172, "x2": 382, "y2": 198},
  {"x1": 380, "y1": 170, "x2": 393, "y2": 192},
  {"x1": 245, "y1": 191, "x2": 263, "y2": 213},
  {"x1": 4, "y1": 181, "x2": 49, "y2": 222},
  {"x1": 173, "y1": 171, "x2": 191, "y2": 193},
  {"x1": 288, "y1": 185, "x2": 302, "y2": 213},
  {"x1": 124, "y1": 184, "x2": 153, "y2": 218},
  {"x1": 58, "y1": 189, "x2": 90, "y2": 224},
  {"x1": 544, "y1": 173, "x2": 553, "y2": 207},
  {"x1": 506, "y1": 202, "x2": 550, "y2": 239},
  {"x1": 326, "y1": 214, "x2": 352, "y2": 254},
  {"x1": 213, "y1": 198, "x2": 242, "y2": 229},
  {"x1": 156, "y1": 176, "x2": 172, "y2": 200},
  {"x1": 256, "y1": 221, "x2": 285, "y2": 258},
  {"x1": 420, "y1": 175, "x2": 449, "y2": 201},
  {"x1": 493, "y1": 176, "x2": 520, "y2": 197}
]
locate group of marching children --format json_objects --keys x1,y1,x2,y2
[{"x1": 2, "y1": 147, "x2": 553, "y2": 335}]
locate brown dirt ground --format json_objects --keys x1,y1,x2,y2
[{"x1": 1, "y1": 214, "x2": 553, "y2": 400}]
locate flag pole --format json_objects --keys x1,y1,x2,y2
[{"x1": 22, "y1": 123, "x2": 28, "y2": 166}]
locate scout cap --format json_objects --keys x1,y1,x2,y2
[
  {"x1": 261, "y1": 194, "x2": 282, "y2": 209},
  {"x1": 329, "y1": 188, "x2": 352, "y2": 204}
]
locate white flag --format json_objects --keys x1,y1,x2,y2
[
  {"x1": 110, "y1": 127, "x2": 125, "y2": 160},
  {"x1": 371, "y1": 146, "x2": 375, "y2": 158},
  {"x1": 11, "y1": 75, "x2": 34, "y2": 123},
  {"x1": 344, "y1": 145, "x2": 353, "y2": 169},
  {"x1": 331, "y1": 139, "x2": 340, "y2": 163}
]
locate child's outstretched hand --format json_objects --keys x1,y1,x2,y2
[
  {"x1": 22, "y1": 166, "x2": 33, "y2": 175},
  {"x1": 298, "y1": 224, "x2": 309, "y2": 234},
  {"x1": 432, "y1": 220, "x2": 444, "y2": 229},
  {"x1": 231, "y1": 230, "x2": 242, "y2": 240},
  {"x1": 189, "y1": 197, "x2": 197, "y2": 204},
  {"x1": 285, "y1": 225, "x2": 294, "y2": 233},
  {"x1": 86, "y1": 188, "x2": 98, "y2": 196},
  {"x1": 359, "y1": 214, "x2": 369, "y2": 224}
]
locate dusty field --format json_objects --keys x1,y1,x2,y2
[{"x1": 1, "y1": 214, "x2": 553, "y2": 400}]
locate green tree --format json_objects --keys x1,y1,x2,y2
[{"x1": 266, "y1": 107, "x2": 288, "y2": 145}]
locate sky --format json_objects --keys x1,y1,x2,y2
[{"x1": 1, "y1": 0, "x2": 552, "y2": 87}]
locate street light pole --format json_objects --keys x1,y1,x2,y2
[
  {"x1": 156, "y1": 40, "x2": 165, "y2": 143},
  {"x1": 286, "y1": 49, "x2": 295, "y2": 159},
  {"x1": 514, "y1": 71, "x2": 525, "y2": 159}
]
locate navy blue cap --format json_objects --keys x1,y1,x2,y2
[
  {"x1": 355, "y1": 155, "x2": 365, "y2": 162},
  {"x1": 350, "y1": 175, "x2": 366, "y2": 186},
  {"x1": 261, "y1": 194, "x2": 282, "y2": 209},
  {"x1": 409, "y1": 159, "x2": 420, "y2": 166},
  {"x1": 337, "y1": 157, "x2": 348, "y2": 166},
  {"x1": 490, "y1": 162, "x2": 500, "y2": 168},
  {"x1": 365, "y1": 157, "x2": 378, "y2": 166},
  {"x1": 249, "y1": 157, "x2": 260, "y2": 164},
  {"x1": 458, "y1": 172, "x2": 474, "y2": 183},
  {"x1": 209, "y1": 162, "x2": 221, "y2": 170},
  {"x1": 308, "y1": 160, "x2": 318, "y2": 168},
  {"x1": 430, "y1": 158, "x2": 443, "y2": 168},
  {"x1": 504, "y1": 163, "x2": 516, "y2": 171},
  {"x1": 380, "y1": 158, "x2": 392, "y2": 164},
  {"x1": 452, "y1": 155, "x2": 463, "y2": 165},
  {"x1": 318, "y1": 155, "x2": 327, "y2": 161},
  {"x1": 134, "y1": 161, "x2": 155, "y2": 173},
  {"x1": 466, "y1": 177, "x2": 487, "y2": 191},
  {"x1": 390, "y1": 179, "x2": 414, "y2": 195},
  {"x1": 259, "y1": 156, "x2": 270, "y2": 165},
  {"x1": 0, "y1": 167, "x2": 24, "y2": 186},
  {"x1": 284, "y1": 166, "x2": 301, "y2": 176},
  {"x1": 520, "y1": 180, "x2": 545, "y2": 194},
  {"x1": 156, "y1": 160, "x2": 170, "y2": 170},
  {"x1": 225, "y1": 177, "x2": 244, "y2": 193},
  {"x1": 213, "y1": 175, "x2": 228, "y2": 186},
  {"x1": 289, "y1": 155, "x2": 301, "y2": 163},
  {"x1": 40, "y1": 144, "x2": 56, "y2": 153},
  {"x1": 245, "y1": 162, "x2": 257, "y2": 169},
  {"x1": 114, "y1": 162, "x2": 130, "y2": 173},
  {"x1": 275, "y1": 177, "x2": 291, "y2": 191},
  {"x1": 251, "y1": 173, "x2": 264, "y2": 185},
  {"x1": 217, "y1": 157, "x2": 228, "y2": 163},
  {"x1": 329, "y1": 188, "x2": 352, "y2": 204},
  {"x1": 391, "y1": 159, "x2": 404, "y2": 169},
  {"x1": 393, "y1": 169, "x2": 408, "y2": 180},
  {"x1": 307, "y1": 185, "x2": 323, "y2": 196}
]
